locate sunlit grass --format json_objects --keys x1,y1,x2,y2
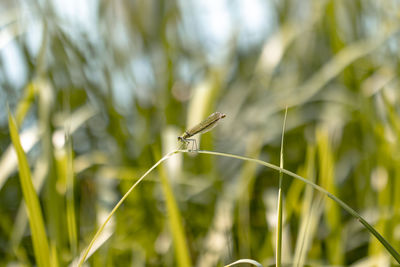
[{"x1": 1, "y1": 1, "x2": 400, "y2": 266}]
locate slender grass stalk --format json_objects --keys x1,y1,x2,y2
[
  {"x1": 78, "y1": 149, "x2": 400, "y2": 265},
  {"x1": 276, "y1": 107, "x2": 288, "y2": 267}
]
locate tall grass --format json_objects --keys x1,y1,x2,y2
[{"x1": 1, "y1": 0, "x2": 400, "y2": 266}]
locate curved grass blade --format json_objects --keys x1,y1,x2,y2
[{"x1": 224, "y1": 259, "x2": 263, "y2": 267}]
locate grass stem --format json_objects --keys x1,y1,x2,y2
[{"x1": 276, "y1": 107, "x2": 288, "y2": 267}]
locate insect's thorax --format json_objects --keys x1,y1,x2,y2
[{"x1": 180, "y1": 131, "x2": 190, "y2": 140}]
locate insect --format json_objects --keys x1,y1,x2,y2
[{"x1": 178, "y1": 112, "x2": 226, "y2": 151}]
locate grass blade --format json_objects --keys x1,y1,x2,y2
[
  {"x1": 225, "y1": 258, "x2": 263, "y2": 267},
  {"x1": 316, "y1": 128, "x2": 343, "y2": 264},
  {"x1": 15, "y1": 83, "x2": 36, "y2": 126},
  {"x1": 54, "y1": 134, "x2": 78, "y2": 257},
  {"x1": 65, "y1": 137, "x2": 78, "y2": 257},
  {"x1": 293, "y1": 146, "x2": 320, "y2": 266},
  {"x1": 8, "y1": 110, "x2": 51, "y2": 267},
  {"x1": 276, "y1": 107, "x2": 288, "y2": 267}
]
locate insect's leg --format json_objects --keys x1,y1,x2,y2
[
  {"x1": 185, "y1": 138, "x2": 197, "y2": 152},
  {"x1": 193, "y1": 139, "x2": 198, "y2": 151},
  {"x1": 180, "y1": 138, "x2": 190, "y2": 151},
  {"x1": 178, "y1": 141, "x2": 186, "y2": 150}
]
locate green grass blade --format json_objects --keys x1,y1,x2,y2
[
  {"x1": 55, "y1": 134, "x2": 78, "y2": 257},
  {"x1": 8, "y1": 110, "x2": 51, "y2": 267},
  {"x1": 15, "y1": 83, "x2": 36, "y2": 126},
  {"x1": 276, "y1": 107, "x2": 288, "y2": 267},
  {"x1": 293, "y1": 145, "x2": 318, "y2": 266},
  {"x1": 153, "y1": 148, "x2": 192, "y2": 267},
  {"x1": 316, "y1": 128, "x2": 343, "y2": 264},
  {"x1": 65, "y1": 137, "x2": 78, "y2": 257}
]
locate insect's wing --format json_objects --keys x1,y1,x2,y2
[
  {"x1": 185, "y1": 112, "x2": 226, "y2": 137},
  {"x1": 196, "y1": 119, "x2": 219, "y2": 135}
]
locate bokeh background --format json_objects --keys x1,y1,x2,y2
[{"x1": 1, "y1": 0, "x2": 400, "y2": 266}]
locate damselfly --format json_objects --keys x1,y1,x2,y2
[{"x1": 178, "y1": 112, "x2": 226, "y2": 151}]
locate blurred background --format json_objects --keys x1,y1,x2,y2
[{"x1": 1, "y1": 0, "x2": 400, "y2": 266}]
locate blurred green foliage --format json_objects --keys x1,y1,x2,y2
[{"x1": 1, "y1": 0, "x2": 400, "y2": 266}]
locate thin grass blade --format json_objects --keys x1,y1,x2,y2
[{"x1": 276, "y1": 107, "x2": 288, "y2": 267}]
